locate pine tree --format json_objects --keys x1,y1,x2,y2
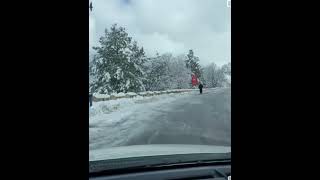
[
  {"x1": 92, "y1": 24, "x2": 146, "y2": 94},
  {"x1": 89, "y1": 55, "x2": 97, "y2": 92},
  {"x1": 185, "y1": 49, "x2": 202, "y2": 80}
]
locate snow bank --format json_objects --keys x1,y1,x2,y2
[
  {"x1": 94, "y1": 94, "x2": 110, "y2": 99},
  {"x1": 147, "y1": 91, "x2": 155, "y2": 95},
  {"x1": 93, "y1": 93, "x2": 110, "y2": 100},
  {"x1": 153, "y1": 91, "x2": 162, "y2": 95},
  {"x1": 125, "y1": 92, "x2": 137, "y2": 97},
  {"x1": 90, "y1": 97, "x2": 136, "y2": 118},
  {"x1": 93, "y1": 89, "x2": 195, "y2": 101},
  {"x1": 114, "y1": 92, "x2": 126, "y2": 98},
  {"x1": 126, "y1": 92, "x2": 137, "y2": 96},
  {"x1": 138, "y1": 92, "x2": 148, "y2": 96}
]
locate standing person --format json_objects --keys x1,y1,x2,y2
[
  {"x1": 89, "y1": 2, "x2": 93, "y2": 12},
  {"x1": 89, "y1": 92, "x2": 93, "y2": 107},
  {"x1": 198, "y1": 83, "x2": 203, "y2": 94}
]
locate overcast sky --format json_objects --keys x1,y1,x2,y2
[{"x1": 89, "y1": 0, "x2": 230, "y2": 66}]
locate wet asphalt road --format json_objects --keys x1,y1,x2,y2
[{"x1": 125, "y1": 87, "x2": 231, "y2": 146}]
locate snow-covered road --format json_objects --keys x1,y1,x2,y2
[{"x1": 89, "y1": 87, "x2": 230, "y2": 150}]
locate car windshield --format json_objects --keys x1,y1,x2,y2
[{"x1": 89, "y1": 0, "x2": 231, "y2": 168}]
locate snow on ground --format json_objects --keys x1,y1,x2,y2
[
  {"x1": 93, "y1": 89, "x2": 195, "y2": 100},
  {"x1": 89, "y1": 90, "x2": 198, "y2": 150},
  {"x1": 113, "y1": 92, "x2": 126, "y2": 98},
  {"x1": 138, "y1": 92, "x2": 148, "y2": 95},
  {"x1": 126, "y1": 92, "x2": 137, "y2": 96},
  {"x1": 93, "y1": 93, "x2": 110, "y2": 99}
]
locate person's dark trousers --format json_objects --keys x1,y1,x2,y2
[
  {"x1": 200, "y1": 89, "x2": 203, "y2": 94},
  {"x1": 89, "y1": 94, "x2": 93, "y2": 107}
]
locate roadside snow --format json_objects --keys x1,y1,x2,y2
[
  {"x1": 138, "y1": 92, "x2": 148, "y2": 95},
  {"x1": 147, "y1": 91, "x2": 155, "y2": 95},
  {"x1": 114, "y1": 92, "x2": 126, "y2": 98},
  {"x1": 89, "y1": 90, "x2": 195, "y2": 150},
  {"x1": 93, "y1": 89, "x2": 196, "y2": 101},
  {"x1": 126, "y1": 92, "x2": 137, "y2": 96},
  {"x1": 94, "y1": 93, "x2": 110, "y2": 99}
]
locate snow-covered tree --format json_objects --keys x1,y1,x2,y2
[
  {"x1": 144, "y1": 53, "x2": 171, "y2": 91},
  {"x1": 203, "y1": 63, "x2": 226, "y2": 88},
  {"x1": 89, "y1": 56, "x2": 97, "y2": 92},
  {"x1": 185, "y1": 49, "x2": 202, "y2": 79},
  {"x1": 168, "y1": 55, "x2": 192, "y2": 89},
  {"x1": 221, "y1": 62, "x2": 231, "y2": 76},
  {"x1": 221, "y1": 62, "x2": 231, "y2": 87},
  {"x1": 92, "y1": 24, "x2": 146, "y2": 93},
  {"x1": 143, "y1": 53, "x2": 193, "y2": 91},
  {"x1": 202, "y1": 62, "x2": 231, "y2": 88}
]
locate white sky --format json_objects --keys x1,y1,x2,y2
[{"x1": 89, "y1": 0, "x2": 230, "y2": 66}]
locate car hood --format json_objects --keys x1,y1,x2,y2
[{"x1": 90, "y1": 144, "x2": 230, "y2": 161}]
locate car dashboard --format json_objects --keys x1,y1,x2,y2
[{"x1": 89, "y1": 163, "x2": 231, "y2": 180}]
